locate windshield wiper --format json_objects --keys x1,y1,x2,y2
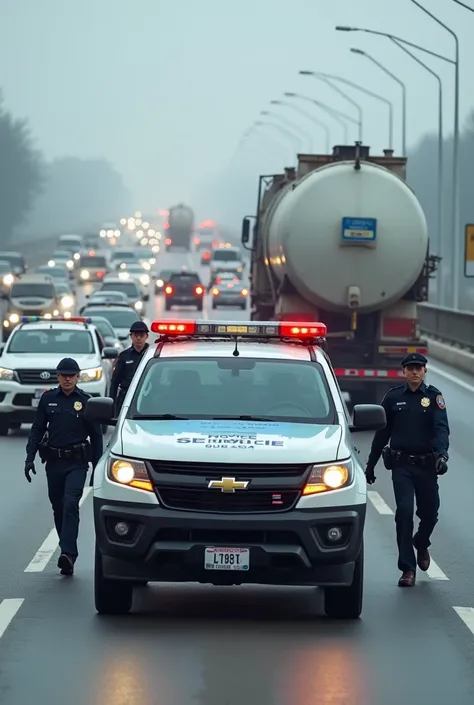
[
  {"x1": 131, "y1": 414, "x2": 190, "y2": 420},
  {"x1": 212, "y1": 415, "x2": 275, "y2": 422}
]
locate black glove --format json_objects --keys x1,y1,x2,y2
[
  {"x1": 365, "y1": 465, "x2": 376, "y2": 484},
  {"x1": 24, "y1": 461, "x2": 36, "y2": 483},
  {"x1": 435, "y1": 454, "x2": 448, "y2": 475}
]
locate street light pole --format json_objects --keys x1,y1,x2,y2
[
  {"x1": 299, "y1": 70, "x2": 393, "y2": 150},
  {"x1": 410, "y1": 0, "x2": 460, "y2": 309},
  {"x1": 254, "y1": 120, "x2": 302, "y2": 156},
  {"x1": 261, "y1": 110, "x2": 313, "y2": 152},
  {"x1": 284, "y1": 92, "x2": 360, "y2": 144},
  {"x1": 299, "y1": 72, "x2": 363, "y2": 140},
  {"x1": 390, "y1": 37, "x2": 445, "y2": 305},
  {"x1": 350, "y1": 48, "x2": 406, "y2": 156},
  {"x1": 452, "y1": 0, "x2": 474, "y2": 10},
  {"x1": 271, "y1": 99, "x2": 331, "y2": 151}
]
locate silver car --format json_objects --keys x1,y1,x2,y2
[{"x1": 211, "y1": 274, "x2": 248, "y2": 310}]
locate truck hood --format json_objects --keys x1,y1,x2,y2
[
  {"x1": 116, "y1": 419, "x2": 348, "y2": 464},
  {"x1": 2, "y1": 353, "x2": 99, "y2": 370}
]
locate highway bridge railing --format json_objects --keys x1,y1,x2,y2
[{"x1": 419, "y1": 303, "x2": 474, "y2": 353}]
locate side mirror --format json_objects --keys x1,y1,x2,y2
[
  {"x1": 102, "y1": 346, "x2": 119, "y2": 359},
  {"x1": 85, "y1": 397, "x2": 116, "y2": 425},
  {"x1": 241, "y1": 216, "x2": 252, "y2": 245},
  {"x1": 349, "y1": 404, "x2": 386, "y2": 432},
  {"x1": 0, "y1": 292, "x2": 8, "y2": 300},
  {"x1": 85, "y1": 294, "x2": 89, "y2": 299},
  {"x1": 0, "y1": 345, "x2": 4, "y2": 356},
  {"x1": 143, "y1": 294, "x2": 150, "y2": 302}
]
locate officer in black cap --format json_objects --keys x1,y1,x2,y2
[
  {"x1": 109, "y1": 320, "x2": 149, "y2": 415},
  {"x1": 366, "y1": 352, "x2": 450, "y2": 587},
  {"x1": 24, "y1": 357, "x2": 103, "y2": 576}
]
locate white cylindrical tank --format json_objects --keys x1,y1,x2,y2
[
  {"x1": 169, "y1": 204, "x2": 194, "y2": 228},
  {"x1": 264, "y1": 160, "x2": 428, "y2": 313}
]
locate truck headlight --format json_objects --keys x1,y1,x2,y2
[
  {"x1": 79, "y1": 367, "x2": 103, "y2": 382},
  {"x1": 80, "y1": 269, "x2": 90, "y2": 279},
  {"x1": 0, "y1": 367, "x2": 14, "y2": 381},
  {"x1": 108, "y1": 457, "x2": 153, "y2": 492},
  {"x1": 303, "y1": 460, "x2": 352, "y2": 496},
  {"x1": 134, "y1": 300, "x2": 143, "y2": 311}
]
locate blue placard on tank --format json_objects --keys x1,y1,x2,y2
[{"x1": 341, "y1": 217, "x2": 377, "y2": 243}]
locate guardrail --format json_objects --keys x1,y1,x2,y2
[{"x1": 418, "y1": 302, "x2": 474, "y2": 352}]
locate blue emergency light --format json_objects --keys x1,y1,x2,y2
[{"x1": 20, "y1": 316, "x2": 92, "y2": 324}]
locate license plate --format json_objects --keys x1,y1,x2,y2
[
  {"x1": 32, "y1": 388, "x2": 47, "y2": 408},
  {"x1": 204, "y1": 547, "x2": 250, "y2": 571}
]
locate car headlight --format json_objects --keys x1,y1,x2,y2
[
  {"x1": 73, "y1": 253, "x2": 80, "y2": 260},
  {"x1": 79, "y1": 367, "x2": 103, "y2": 382},
  {"x1": 134, "y1": 300, "x2": 143, "y2": 310},
  {"x1": 8, "y1": 313, "x2": 20, "y2": 324},
  {"x1": 66, "y1": 260, "x2": 74, "y2": 269},
  {"x1": 152, "y1": 245, "x2": 160, "y2": 253},
  {"x1": 48, "y1": 260, "x2": 55, "y2": 267},
  {"x1": 302, "y1": 460, "x2": 353, "y2": 496},
  {"x1": 0, "y1": 367, "x2": 14, "y2": 381},
  {"x1": 108, "y1": 457, "x2": 153, "y2": 492},
  {"x1": 80, "y1": 269, "x2": 90, "y2": 279},
  {"x1": 141, "y1": 261, "x2": 151, "y2": 271},
  {"x1": 156, "y1": 279, "x2": 164, "y2": 288},
  {"x1": 61, "y1": 295, "x2": 74, "y2": 309},
  {"x1": 3, "y1": 274, "x2": 14, "y2": 286},
  {"x1": 140, "y1": 274, "x2": 150, "y2": 285}
]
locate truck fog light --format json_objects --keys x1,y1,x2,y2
[
  {"x1": 327, "y1": 527, "x2": 343, "y2": 542},
  {"x1": 115, "y1": 522, "x2": 130, "y2": 536}
]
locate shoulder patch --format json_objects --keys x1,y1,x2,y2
[{"x1": 436, "y1": 394, "x2": 446, "y2": 409}]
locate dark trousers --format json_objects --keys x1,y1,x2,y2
[
  {"x1": 45, "y1": 460, "x2": 88, "y2": 559},
  {"x1": 391, "y1": 463, "x2": 440, "y2": 572},
  {"x1": 115, "y1": 388, "x2": 127, "y2": 416}
]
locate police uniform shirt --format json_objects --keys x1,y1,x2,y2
[
  {"x1": 109, "y1": 344, "x2": 149, "y2": 399},
  {"x1": 367, "y1": 381, "x2": 450, "y2": 467},
  {"x1": 26, "y1": 387, "x2": 103, "y2": 464}
]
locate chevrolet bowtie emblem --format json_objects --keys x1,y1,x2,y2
[{"x1": 208, "y1": 477, "x2": 249, "y2": 493}]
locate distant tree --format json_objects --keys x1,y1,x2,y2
[{"x1": 0, "y1": 91, "x2": 44, "y2": 242}]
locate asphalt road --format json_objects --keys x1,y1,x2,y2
[{"x1": 1, "y1": 248, "x2": 474, "y2": 705}]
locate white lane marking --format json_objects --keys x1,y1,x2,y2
[
  {"x1": 453, "y1": 607, "x2": 474, "y2": 635},
  {"x1": 429, "y1": 363, "x2": 474, "y2": 393},
  {"x1": 426, "y1": 559, "x2": 449, "y2": 581},
  {"x1": 368, "y1": 491, "x2": 394, "y2": 515},
  {"x1": 0, "y1": 599, "x2": 24, "y2": 639},
  {"x1": 24, "y1": 486, "x2": 92, "y2": 573}
]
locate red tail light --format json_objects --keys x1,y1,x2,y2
[
  {"x1": 195, "y1": 286, "x2": 204, "y2": 295},
  {"x1": 96, "y1": 270, "x2": 104, "y2": 278},
  {"x1": 194, "y1": 237, "x2": 200, "y2": 245},
  {"x1": 216, "y1": 277, "x2": 222, "y2": 283},
  {"x1": 165, "y1": 285, "x2": 173, "y2": 294},
  {"x1": 165, "y1": 238, "x2": 172, "y2": 245}
]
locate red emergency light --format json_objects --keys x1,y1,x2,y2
[{"x1": 150, "y1": 320, "x2": 327, "y2": 339}]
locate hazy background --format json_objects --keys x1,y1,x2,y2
[{"x1": 1, "y1": 0, "x2": 474, "y2": 301}]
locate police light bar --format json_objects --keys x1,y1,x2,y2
[
  {"x1": 150, "y1": 320, "x2": 327, "y2": 339},
  {"x1": 20, "y1": 316, "x2": 92, "y2": 324}
]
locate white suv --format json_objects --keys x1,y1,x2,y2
[
  {"x1": 85, "y1": 318, "x2": 386, "y2": 619},
  {"x1": 0, "y1": 316, "x2": 118, "y2": 435}
]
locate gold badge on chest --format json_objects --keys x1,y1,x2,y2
[
  {"x1": 74, "y1": 401, "x2": 83, "y2": 411},
  {"x1": 420, "y1": 397, "x2": 430, "y2": 408}
]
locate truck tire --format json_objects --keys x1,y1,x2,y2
[
  {"x1": 165, "y1": 300, "x2": 172, "y2": 311},
  {"x1": 196, "y1": 302, "x2": 203, "y2": 312},
  {"x1": 323, "y1": 542, "x2": 363, "y2": 619},
  {"x1": 94, "y1": 543, "x2": 133, "y2": 615},
  {"x1": 0, "y1": 421, "x2": 9, "y2": 436}
]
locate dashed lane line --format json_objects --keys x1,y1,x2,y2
[
  {"x1": 429, "y1": 363, "x2": 474, "y2": 393},
  {"x1": 0, "y1": 599, "x2": 24, "y2": 640},
  {"x1": 368, "y1": 491, "x2": 449, "y2": 580},
  {"x1": 453, "y1": 607, "x2": 474, "y2": 635},
  {"x1": 24, "y1": 487, "x2": 92, "y2": 573}
]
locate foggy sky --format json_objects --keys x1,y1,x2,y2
[{"x1": 1, "y1": 0, "x2": 472, "y2": 219}]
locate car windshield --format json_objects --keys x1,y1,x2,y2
[
  {"x1": 91, "y1": 291, "x2": 124, "y2": 301},
  {"x1": 82, "y1": 308, "x2": 140, "y2": 327},
  {"x1": 212, "y1": 250, "x2": 239, "y2": 262},
  {"x1": 0, "y1": 254, "x2": 23, "y2": 268},
  {"x1": 90, "y1": 317, "x2": 115, "y2": 338},
  {"x1": 59, "y1": 239, "x2": 81, "y2": 249},
  {"x1": 138, "y1": 248, "x2": 153, "y2": 259},
  {"x1": 55, "y1": 283, "x2": 70, "y2": 295},
  {"x1": 101, "y1": 281, "x2": 140, "y2": 296},
  {"x1": 158, "y1": 270, "x2": 172, "y2": 279},
  {"x1": 111, "y1": 251, "x2": 135, "y2": 261},
  {"x1": 8, "y1": 329, "x2": 94, "y2": 354},
  {"x1": 37, "y1": 267, "x2": 68, "y2": 279},
  {"x1": 52, "y1": 251, "x2": 70, "y2": 259},
  {"x1": 11, "y1": 283, "x2": 55, "y2": 298},
  {"x1": 0, "y1": 261, "x2": 12, "y2": 272},
  {"x1": 80, "y1": 256, "x2": 107, "y2": 267},
  {"x1": 130, "y1": 358, "x2": 334, "y2": 423}
]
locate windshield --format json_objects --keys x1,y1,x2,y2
[
  {"x1": 212, "y1": 250, "x2": 239, "y2": 262},
  {"x1": 111, "y1": 251, "x2": 136, "y2": 261},
  {"x1": 8, "y1": 329, "x2": 94, "y2": 354},
  {"x1": 52, "y1": 251, "x2": 70, "y2": 259},
  {"x1": 55, "y1": 284, "x2": 70, "y2": 294},
  {"x1": 11, "y1": 283, "x2": 55, "y2": 298},
  {"x1": 130, "y1": 358, "x2": 334, "y2": 423},
  {"x1": 101, "y1": 281, "x2": 140, "y2": 296},
  {"x1": 82, "y1": 308, "x2": 140, "y2": 327},
  {"x1": 91, "y1": 291, "x2": 124, "y2": 300},
  {"x1": 0, "y1": 262, "x2": 12, "y2": 272},
  {"x1": 37, "y1": 267, "x2": 68, "y2": 279},
  {"x1": 138, "y1": 248, "x2": 153, "y2": 259},
  {"x1": 0, "y1": 254, "x2": 23, "y2": 268},
  {"x1": 90, "y1": 317, "x2": 115, "y2": 338},
  {"x1": 59, "y1": 237, "x2": 81, "y2": 247},
  {"x1": 80, "y1": 256, "x2": 107, "y2": 267}
]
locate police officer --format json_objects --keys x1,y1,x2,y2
[
  {"x1": 24, "y1": 358, "x2": 103, "y2": 576},
  {"x1": 109, "y1": 320, "x2": 149, "y2": 414},
  {"x1": 366, "y1": 353, "x2": 449, "y2": 587}
]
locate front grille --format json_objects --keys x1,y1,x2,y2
[
  {"x1": 16, "y1": 369, "x2": 57, "y2": 385},
  {"x1": 13, "y1": 393, "x2": 34, "y2": 406},
  {"x1": 156, "y1": 527, "x2": 301, "y2": 545},
  {"x1": 149, "y1": 460, "x2": 310, "y2": 478},
  {"x1": 156, "y1": 487, "x2": 300, "y2": 513}
]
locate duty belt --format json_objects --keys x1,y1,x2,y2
[
  {"x1": 45, "y1": 442, "x2": 91, "y2": 461},
  {"x1": 391, "y1": 450, "x2": 435, "y2": 466}
]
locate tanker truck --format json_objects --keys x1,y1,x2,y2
[
  {"x1": 241, "y1": 143, "x2": 439, "y2": 405},
  {"x1": 165, "y1": 203, "x2": 195, "y2": 251}
]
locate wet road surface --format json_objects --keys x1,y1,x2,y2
[{"x1": 1, "y1": 248, "x2": 474, "y2": 704}]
